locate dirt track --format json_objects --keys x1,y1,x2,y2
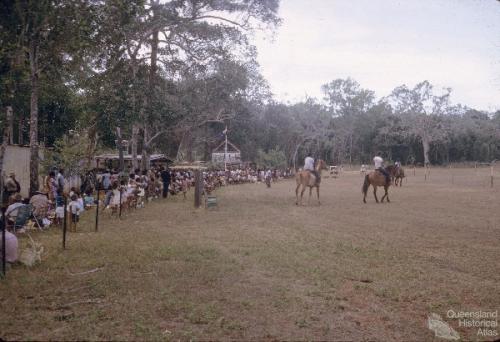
[{"x1": 1, "y1": 167, "x2": 499, "y2": 340}]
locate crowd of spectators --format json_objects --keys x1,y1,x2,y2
[{"x1": 1, "y1": 165, "x2": 293, "y2": 265}]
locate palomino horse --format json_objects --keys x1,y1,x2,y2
[
  {"x1": 385, "y1": 165, "x2": 405, "y2": 186},
  {"x1": 295, "y1": 159, "x2": 327, "y2": 205},
  {"x1": 362, "y1": 168, "x2": 391, "y2": 203}
]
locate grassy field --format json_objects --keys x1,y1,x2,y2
[{"x1": 1, "y1": 167, "x2": 499, "y2": 341}]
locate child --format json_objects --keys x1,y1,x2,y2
[
  {"x1": 55, "y1": 189, "x2": 65, "y2": 226},
  {"x1": 108, "y1": 183, "x2": 121, "y2": 215},
  {"x1": 67, "y1": 194, "x2": 83, "y2": 231},
  {"x1": 84, "y1": 190, "x2": 94, "y2": 209}
]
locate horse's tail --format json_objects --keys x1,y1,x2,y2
[{"x1": 362, "y1": 174, "x2": 370, "y2": 194}]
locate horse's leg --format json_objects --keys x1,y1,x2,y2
[
  {"x1": 373, "y1": 186, "x2": 379, "y2": 203},
  {"x1": 308, "y1": 186, "x2": 312, "y2": 204},
  {"x1": 316, "y1": 185, "x2": 320, "y2": 205},
  {"x1": 381, "y1": 186, "x2": 387, "y2": 202},
  {"x1": 300, "y1": 185, "x2": 306, "y2": 205},
  {"x1": 385, "y1": 185, "x2": 390, "y2": 202},
  {"x1": 295, "y1": 183, "x2": 301, "y2": 205},
  {"x1": 363, "y1": 184, "x2": 367, "y2": 203}
]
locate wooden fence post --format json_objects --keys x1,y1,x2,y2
[
  {"x1": 62, "y1": 196, "x2": 67, "y2": 250},
  {"x1": 95, "y1": 185, "x2": 100, "y2": 232},
  {"x1": 1, "y1": 208, "x2": 6, "y2": 278},
  {"x1": 491, "y1": 162, "x2": 495, "y2": 188},
  {"x1": 194, "y1": 170, "x2": 201, "y2": 208}
]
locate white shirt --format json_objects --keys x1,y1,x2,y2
[
  {"x1": 373, "y1": 156, "x2": 383, "y2": 169},
  {"x1": 304, "y1": 157, "x2": 314, "y2": 171},
  {"x1": 67, "y1": 200, "x2": 84, "y2": 215}
]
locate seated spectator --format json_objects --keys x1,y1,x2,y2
[
  {"x1": 5, "y1": 194, "x2": 25, "y2": 224},
  {"x1": 30, "y1": 191, "x2": 49, "y2": 222},
  {"x1": 0, "y1": 228, "x2": 18, "y2": 263},
  {"x1": 83, "y1": 190, "x2": 94, "y2": 208}
]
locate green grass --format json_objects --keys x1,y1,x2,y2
[{"x1": 1, "y1": 169, "x2": 499, "y2": 340}]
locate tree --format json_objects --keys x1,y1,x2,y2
[
  {"x1": 322, "y1": 78, "x2": 375, "y2": 164},
  {"x1": 7, "y1": 0, "x2": 95, "y2": 194},
  {"x1": 256, "y1": 148, "x2": 287, "y2": 169},
  {"x1": 388, "y1": 81, "x2": 452, "y2": 165}
]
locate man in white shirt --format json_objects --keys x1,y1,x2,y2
[
  {"x1": 304, "y1": 153, "x2": 319, "y2": 184},
  {"x1": 304, "y1": 155, "x2": 314, "y2": 172},
  {"x1": 373, "y1": 153, "x2": 390, "y2": 185}
]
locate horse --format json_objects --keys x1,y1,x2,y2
[
  {"x1": 295, "y1": 159, "x2": 327, "y2": 205},
  {"x1": 385, "y1": 164, "x2": 405, "y2": 186},
  {"x1": 362, "y1": 167, "x2": 392, "y2": 203}
]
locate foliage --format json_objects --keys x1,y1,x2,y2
[
  {"x1": 1, "y1": 0, "x2": 499, "y2": 175},
  {"x1": 255, "y1": 148, "x2": 287, "y2": 169},
  {"x1": 42, "y1": 129, "x2": 97, "y2": 177}
]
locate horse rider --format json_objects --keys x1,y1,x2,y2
[
  {"x1": 373, "y1": 152, "x2": 390, "y2": 185},
  {"x1": 304, "y1": 153, "x2": 320, "y2": 184},
  {"x1": 395, "y1": 160, "x2": 401, "y2": 169}
]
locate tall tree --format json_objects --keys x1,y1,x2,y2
[{"x1": 388, "y1": 81, "x2": 452, "y2": 165}]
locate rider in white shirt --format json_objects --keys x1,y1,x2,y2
[
  {"x1": 304, "y1": 153, "x2": 319, "y2": 183},
  {"x1": 373, "y1": 153, "x2": 390, "y2": 185},
  {"x1": 304, "y1": 155, "x2": 314, "y2": 171}
]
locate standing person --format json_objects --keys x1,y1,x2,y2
[
  {"x1": 67, "y1": 194, "x2": 83, "y2": 231},
  {"x1": 56, "y1": 168, "x2": 65, "y2": 193},
  {"x1": 3, "y1": 172, "x2": 21, "y2": 206},
  {"x1": 55, "y1": 189, "x2": 65, "y2": 226},
  {"x1": 47, "y1": 171, "x2": 58, "y2": 201},
  {"x1": 265, "y1": 169, "x2": 272, "y2": 188},
  {"x1": 373, "y1": 152, "x2": 390, "y2": 185},
  {"x1": 160, "y1": 166, "x2": 171, "y2": 199}
]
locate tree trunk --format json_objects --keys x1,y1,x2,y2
[
  {"x1": 18, "y1": 116, "x2": 24, "y2": 145},
  {"x1": 422, "y1": 135, "x2": 430, "y2": 166},
  {"x1": 85, "y1": 126, "x2": 98, "y2": 170},
  {"x1": 6, "y1": 106, "x2": 14, "y2": 145},
  {"x1": 142, "y1": 2, "x2": 159, "y2": 170},
  {"x1": 0, "y1": 106, "x2": 10, "y2": 202},
  {"x1": 29, "y1": 41, "x2": 40, "y2": 195},
  {"x1": 141, "y1": 125, "x2": 150, "y2": 170},
  {"x1": 131, "y1": 124, "x2": 139, "y2": 170},
  {"x1": 116, "y1": 127, "x2": 124, "y2": 173}
]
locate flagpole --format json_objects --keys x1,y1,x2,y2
[{"x1": 224, "y1": 126, "x2": 228, "y2": 171}]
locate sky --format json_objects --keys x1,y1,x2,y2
[{"x1": 252, "y1": 0, "x2": 500, "y2": 112}]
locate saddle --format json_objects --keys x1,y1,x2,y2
[
  {"x1": 306, "y1": 170, "x2": 321, "y2": 186},
  {"x1": 376, "y1": 168, "x2": 391, "y2": 185}
]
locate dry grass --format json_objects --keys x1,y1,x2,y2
[{"x1": 1, "y1": 167, "x2": 499, "y2": 341}]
